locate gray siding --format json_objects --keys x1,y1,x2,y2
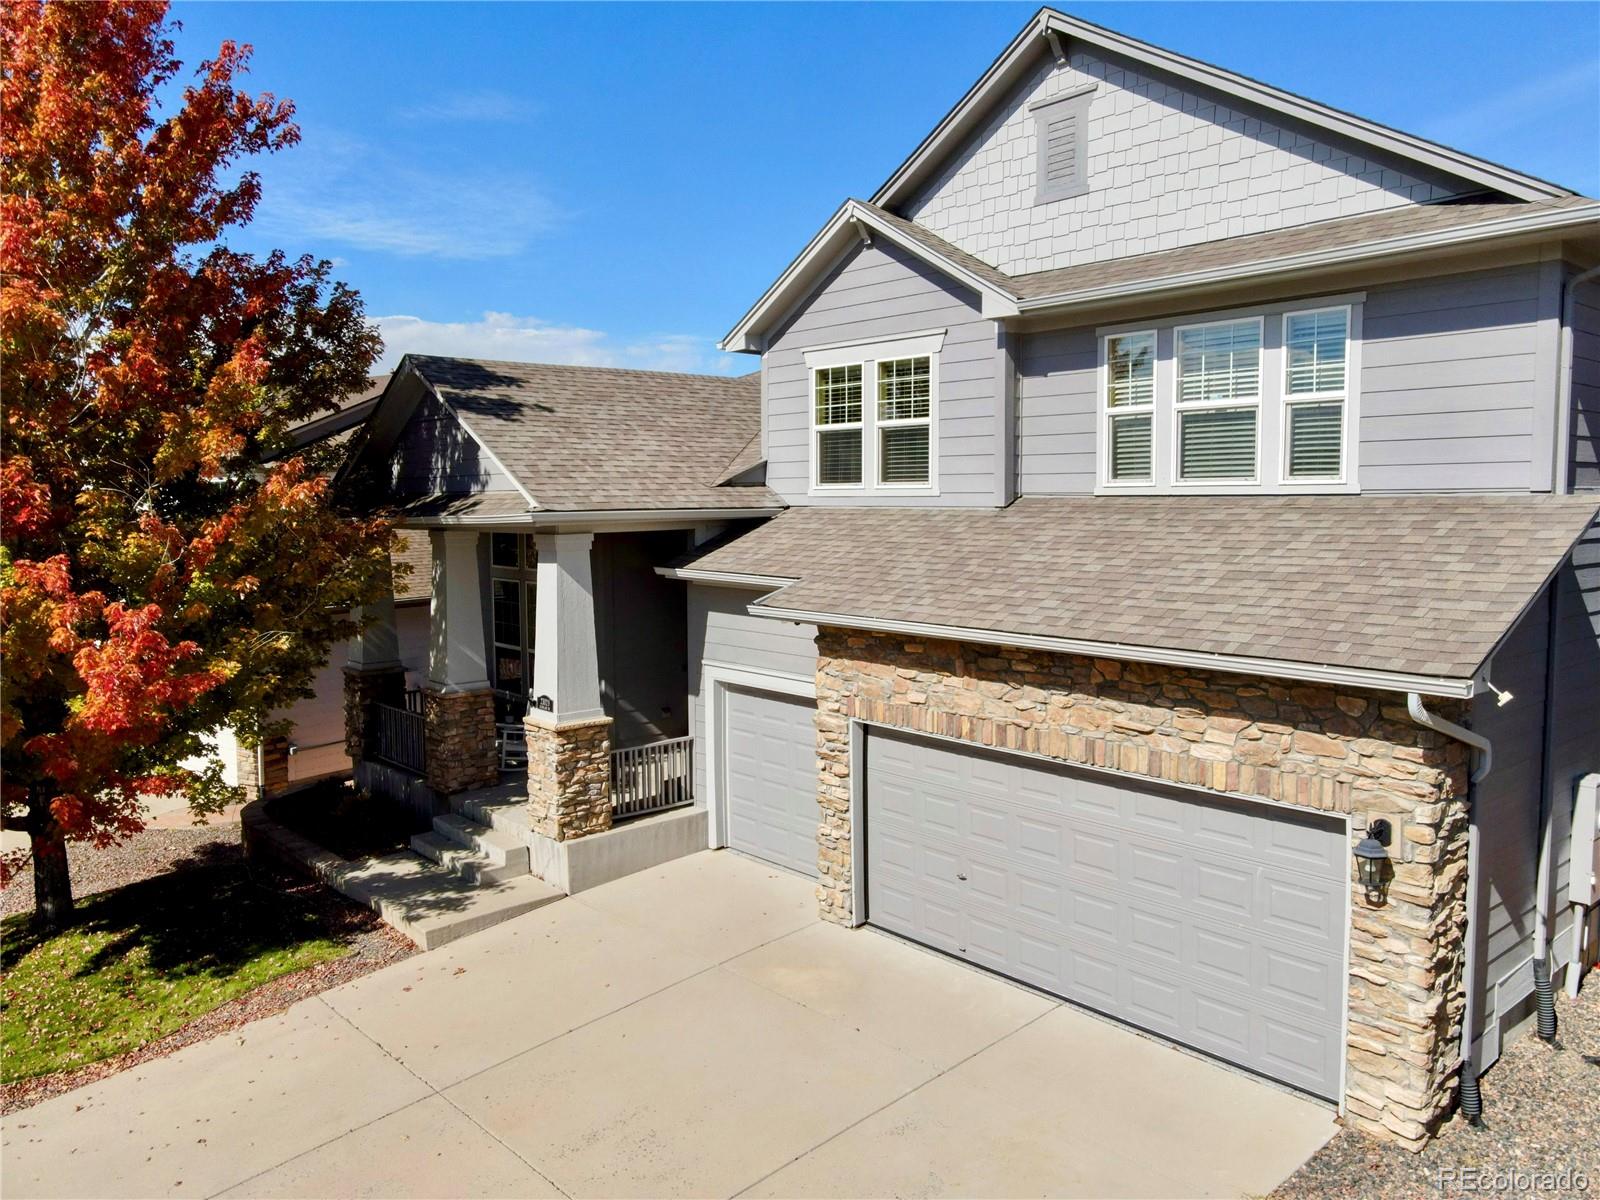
[
  {"x1": 1012, "y1": 264, "x2": 1556, "y2": 496},
  {"x1": 687, "y1": 583, "x2": 818, "y2": 802},
  {"x1": 1571, "y1": 279, "x2": 1600, "y2": 491},
  {"x1": 1546, "y1": 521, "x2": 1600, "y2": 974},
  {"x1": 1467, "y1": 590, "x2": 1549, "y2": 1071},
  {"x1": 594, "y1": 532, "x2": 692, "y2": 749},
  {"x1": 1361, "y1": 263, "x2": 1551, "y2": 493},
  {"x1": 391, "y1": 393, "x2": 515, "y2": 496},
  {"x1": 763, "y1": 240, "x2": 1000, "y2": 507}
]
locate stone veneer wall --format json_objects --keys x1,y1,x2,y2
[
  {"x1": 525, "y1": 715, "x2": 613, "y2": 841},
  {"x1": 236, "y1": 735, "x2": 290, "y2": 802},
  {"x1": 342, "y1": 666, "x2": 407, "y2": 763},
  {"x1": 422, "y1": 688, "x2": 498, "y2": 795},
  {"x1": 815, "y1": 630, "x2": 1472, "y2": 1150}
]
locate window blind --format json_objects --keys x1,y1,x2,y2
[
  {"x1": 878, "y1": 357, "x2": 930, "y2": 421},
  {"x1": 1106, "y1": 332, "x2": 1155, "y2": 407},
  {"x1": 1180, "y1": 407, "x2": 1256, "y2": 479},
  {"x1": 1177, "y1": 321, "x2": 1261, "y2": 404},
  {"x1": 814, "y1": 364, "x2": 862, "y2": 425},
  {"x1": 1109, "y1": 413, "x2": 1152, "y2": 480},
  {"x1": 1287, "y1": 402, "x2": 1343, "y2": 478},
  {"x1": 1286, "y1": 310, "x2": 1347, "y2": 395},
  {"x1": 816, "y1": 429, "x2": 862, "y2": 485},
  {"x1": 880, "y1": 425, "x2": 930, "y2": 484}
]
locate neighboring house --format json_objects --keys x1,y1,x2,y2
[{"x1": 336, "y1": 10, "x2": 1600, "y2": 1152}]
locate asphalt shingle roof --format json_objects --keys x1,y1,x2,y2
[
  {"x1": 407, "y1": 357, "x2": 780, "y2": 514},
  {"x1": 680, "y1": 495, "x2": 1599, "y2": 682},
  {"x1": 853, "y1": 196, "x2": 1598, "y2": 304}
]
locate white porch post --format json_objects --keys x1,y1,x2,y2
[
  {"x1": 525, "y1": 531, "x2": 613, "y2": 840},
  {"x1": 428, "y1": 529, "x2": 490, "y2": 693},
  {"x1": 422, "y1": 530, "x2": 497, "y2": 794},
  {"x1": 528, "y1": 532, "x2": 605, "y2": 724}
]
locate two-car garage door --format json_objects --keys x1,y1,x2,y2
[{"x1": 865, "y1": 728, "x2": 1348, "y2": 1100}]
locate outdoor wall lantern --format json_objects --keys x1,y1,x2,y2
[{"x1": 1354, "y1": 819, "x2": 1392, "y2": 904}]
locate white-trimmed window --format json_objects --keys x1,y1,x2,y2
[
  {"x1": 1095, "y1": 296, "x2": 1361, "y2": 494},
  {"x1": 1175, "y1": 317, "x2": 1261, "y2": 483},
  {"x1": 813, "y1": 364, "x2": 863, "y2": 486},
  {"x1": 1283, "y1": 307, "x2": 1349, "y2": 481},
  {"x1": 876, "y1": 356, "x2": 932, "y2": 485},
  {"x1": 805, "y1": 331, "x2": 943, "y2": 494},
  {"x1": 1104, "y1": 331, "x2": 1155, "y2": 483}
]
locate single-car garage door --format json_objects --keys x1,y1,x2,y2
[
  {"x1": 866, "y1": 728, "x2": 1346, "y2": 1099},
  {"x1": 724, "y1": 686, "x2": 819, "y2": 876}
]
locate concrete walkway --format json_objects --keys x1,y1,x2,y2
[{"x1": 2, "y1": 852, "x2": 1336, "y2": 1199}]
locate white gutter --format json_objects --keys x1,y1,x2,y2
[
  {"x1": 406, "y1": 507, "x2": 785, "y2": 529},
  {"x1": 1556, "y1": 264, "x2": 1600, "y2": 493},
  {"x1": 1014, "y1": 203, "x2": 1600, "y2": 318},
  {"x1": 655, "y1": 566, "x2": 798, "y2": 590},
  {"x1": 1405, "y1": 692, "x2": 1492, "y2": 783},
  {"x1": 751, "y1": 603, "x2": 1478, "y2": 699}
]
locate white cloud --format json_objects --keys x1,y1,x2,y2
[
  {"x1": 373, "y1": 312, "x2": 746, "y2": 376},
  {"x1": 396, "y1": 91, "x2": 536, "y2": 123},
  {"x1": 1420, "y1": 60, "x2": 1598, "y2": 147},
  {"x1": 254, "y1": 130, "x2": 560, "y2": 260}
]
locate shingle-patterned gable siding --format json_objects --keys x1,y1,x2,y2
[
  {"x1": 764, "y1": 239, "x2": 1001, "y2": 507},
  {"x1": 905, "y1": 45, "x2": 1462, "y2": 276},
  {"x1": 391, "y1": 392, "x2": 515, "y2": 495}
]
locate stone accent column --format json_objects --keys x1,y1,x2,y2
[
  {"x1": 236, "y1": 735, "x2": 291, "y2": 802},
  {"x1": 812, "y1": 629, "x2": 1475, "y2": 1152},
  {"x1": 525, "y1": 715, "x2": 613, "y2": 840},
  {"x1": 423, "y1": 687, "x2": 498, "y2": 795}
]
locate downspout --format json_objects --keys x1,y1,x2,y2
[
  {"x1": 1533, "y1": 580, "x2": 1563, "y2": 1042},
  {"x1": 1406, "y1": 690, "x2": 1494, "y2": 1126},
  {"x1": 1555, "y1": 264, "x2": 1600, "y2": 494}
]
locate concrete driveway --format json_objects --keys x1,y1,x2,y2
[{"x1": 2, "y1": 851, "x2": 1335, "y2": 1199}]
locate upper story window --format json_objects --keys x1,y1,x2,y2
[
  {"x1": 1031, "y1": 86, "x2": 1094, "y2": 205},
  {"x1": 1099, "y1": 297, "x2": 1359, "y2": 494},
  {"x1": 805, "y1": 331, "x2": 943, "y2": 493}
]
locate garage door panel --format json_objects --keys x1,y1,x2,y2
[
  {"x1": 723, "y1": 687, "x2": 818, "y2": 877},
  {"x1": 865, "y1": 728, "x2": 1345, "y2": 1100}
]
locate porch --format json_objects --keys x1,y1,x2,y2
[{"x1": 343, "y1": 525, "x2": 703, "y2": 871}]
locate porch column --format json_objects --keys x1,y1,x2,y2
[
  {"x1": 343, "y1": 562, "x2": 406, "y2": 764},
  {"x1": 422, "y1": 530, "x2": 498, "y2": 795},
  {"x1": 525, "y1": 532, "x2": 612, "y2": 840}
]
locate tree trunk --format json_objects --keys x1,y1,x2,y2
[{"x1": 29, "y1": 799, "x2": 74, "y2": 932}]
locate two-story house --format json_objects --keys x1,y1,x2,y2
[{"x1": 336, "y1": 9, "x2": 1600, "y2": 1151}]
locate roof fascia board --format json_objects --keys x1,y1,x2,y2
[
  {"x1": 405, "y1": 507, "x2": 785, "y2": 531},
  {"x1": 1015, "y1": 202, "x2": 1600, "y2": 317},
  {"x1": 332, "y1": 365, "x2": 426, "y2": 488},
  {"x1": 873, "y1": 10, "x2": 1568, "y2": 211},
  {"x1": 654, "y1": 566, "x2": 799, "y2": 589},
  {"x1": 748, "y1": 603, "x2": 1478, "y2": 699},
  {"x1": 722, "y1": 202, "x2": 1019, "y2": 351}
]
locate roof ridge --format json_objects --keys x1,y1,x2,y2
[{"x1": 407, "y1": 354, "x2": 756, "y2": 387}]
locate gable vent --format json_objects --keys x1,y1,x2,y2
[{"x1": 1032, "y1": 86, "x2": 1094, "y2": 205}]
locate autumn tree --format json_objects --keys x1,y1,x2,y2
[{"x1": 1, "y1": 1, "x2": 393, "y2": 929}]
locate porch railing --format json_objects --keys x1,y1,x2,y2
[
  {"x1": 610, "y1": 736, "x2": 693, "y2": 821},
  {"x1": 369, "y1": 701, "x2": 425, "y2": 774}
]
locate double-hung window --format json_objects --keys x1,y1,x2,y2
[
  {"x1": 1283, "y1": 307, "x2": 1349, "y2": 480},
  {"x1": 1104, "y1": 331, "x2": 1155, "y2": 483},
  {"x1": 806, "y1": 332, "x2": 942, "y2": 492},
  {"x1": 1096, "y1": 296, "x2": 1359, "y2": 493},
  {"x1": 1175, "y1": 317, "x2": 1262, "y2": 482},
  {"x1": 489, "y1": 533, "x2": 536, "y2": 720},
  {"x1": 813, "y1": 365, "x2": 863, "y2": 486}
]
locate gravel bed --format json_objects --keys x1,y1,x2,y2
[
  {"x1": 1274, "y1": 984, "x2": 1600, "y2": 1199},
  {"x1": 1, "y1": 822, "x2": 243, "y2": 918}
]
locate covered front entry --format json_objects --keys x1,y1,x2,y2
[
  {"x1": 724, "y1": 686, "x2": 820, "y2": 876},
  {"x1": 864, "y1": 727, "x2": 1348, "y2": 1100}
]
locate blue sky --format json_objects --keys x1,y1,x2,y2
[{"x1": 166, "y1": 2, "x2": 1600, "y2": 376}]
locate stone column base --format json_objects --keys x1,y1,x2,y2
[
  {"x1": 526, "y1": 715, "x2": 613, "y2": 841},
  {"x1": 423, "y1": 687, "x2": 498, "y2": 795},
  {"x1": 237, "y1": 735, "x2": 290, "y2": 802},
  {"x1": 343, "y1": 665, "x2": 407, "y2": 762}
]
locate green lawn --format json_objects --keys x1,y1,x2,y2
[{"x1": 1, "y1": 863, "x2": 352, "y2": 1083}]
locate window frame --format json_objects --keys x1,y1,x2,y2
[
  {"x1": 804, "y1": 331, "x2": 944, "y2": 497},
  {"x1": 489, "y1": 536, "x2": 536, "y2": 697},
  {"x1": 874, "y1": 355, "x2": 935, "y2": 490},
  {"x1": 1098, "y1": 328, "x2": 1158, "y2": 489},
  {"x1": 1093, "y1": 294, "x2": 1363, "y2": 496},
  {"x1": 1170, "y1": 314, "x2": 1265, "y2": 488},
  {"x1": 1279, "y1": 304, "x2": 1353, "y2": 487}
]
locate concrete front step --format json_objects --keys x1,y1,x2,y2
[
  {"x1": 409, "y1": 812, "x2": 531, "y2": 886},
  {"x1": 333, "y1": 853, "x2": 563, "y2": 950}
]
